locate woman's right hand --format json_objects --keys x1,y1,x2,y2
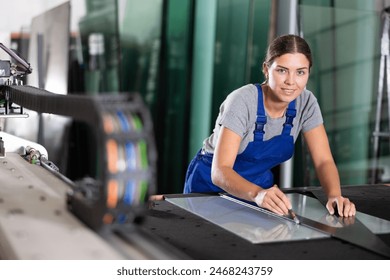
[{"x1": 253, "y1": 185, "x2": 291, "y2": 215}]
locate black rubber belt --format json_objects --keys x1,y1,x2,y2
[{"x1": 3, "y1": 85, "x2": 105, "y2": 124}]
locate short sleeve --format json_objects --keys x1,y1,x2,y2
[
  {"x1": 217, "y1": 91, "x2": 252, "y2": 137},
  {"x1": 299, "y1": 91, "x2": 323, "y2": 133}
]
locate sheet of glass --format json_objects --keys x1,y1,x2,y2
[
  {"x1": 288, "y1": 193, "x2": 390, "y2": 234},
  {"x1": 166, "y1": 193, "x2": 390, "y2": 244},
  {"x1": 166, "y1": 195, "x2": 328, "y2": 244}
]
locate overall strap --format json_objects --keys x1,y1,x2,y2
[
  {"x1": 282, "y1": 99, "x2": 296, "y2": 135},
  {"x1": 254, "y1": 84, "x2": 266, "y2": 141}
]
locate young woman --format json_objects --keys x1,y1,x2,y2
[{"x1": 184, "y1": 34, "x2": 356, "y2": 217}]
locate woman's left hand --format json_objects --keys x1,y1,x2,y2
[{"x1": 326, "y1": 196, "x2": 356, "y2": 217}]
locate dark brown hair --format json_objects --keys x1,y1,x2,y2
[{"x1": 262, "y1": 34, "x2": 312, "y2": 78}]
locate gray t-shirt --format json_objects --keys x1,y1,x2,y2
[{"x1": 203, "y1": 84, "x2": 323, "y2": 154}]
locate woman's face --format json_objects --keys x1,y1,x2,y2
[{"x1": 264, "y1": 53, "x2": 310, "y2": 104}]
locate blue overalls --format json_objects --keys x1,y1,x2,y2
[{"x1": 183, "y1": 84, "x2": 296, "y2": 193}]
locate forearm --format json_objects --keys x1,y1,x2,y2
[
  {"x1": 315, "y1": 159, "x2": 342, "y2": 198},
  {"x1": 211, "y1": 166, "x2": 263, "y2": 202},
  {"x1": 212, "y1": 165, "x2": 293, "y2": 215}
]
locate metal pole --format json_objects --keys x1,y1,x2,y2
[{"x1": 276, "y1": 0, "x2": 298, "y2": 188}]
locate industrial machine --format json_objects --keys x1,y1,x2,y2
[{"x1": 0, "y1": 41, "x2": 186, "y2": 260}]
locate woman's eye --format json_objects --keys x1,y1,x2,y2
[
  {"x1": 277, "y1": 68, "x2": 287, "y2": 73},
  {"x1": 297, "y1": 70, "x2": 306, "y2": 75}
]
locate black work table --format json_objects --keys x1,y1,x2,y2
[{"x1": 140, "y1": 184, "x2": 390, "y2": 259}]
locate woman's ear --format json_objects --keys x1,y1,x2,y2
[{"x1": 262, "y1": 62, "x2": 269, "y2": 81}]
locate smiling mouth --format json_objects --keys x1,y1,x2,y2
[{"x1": 282, "y1": 88, "x2": 295, "y2": 94}]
